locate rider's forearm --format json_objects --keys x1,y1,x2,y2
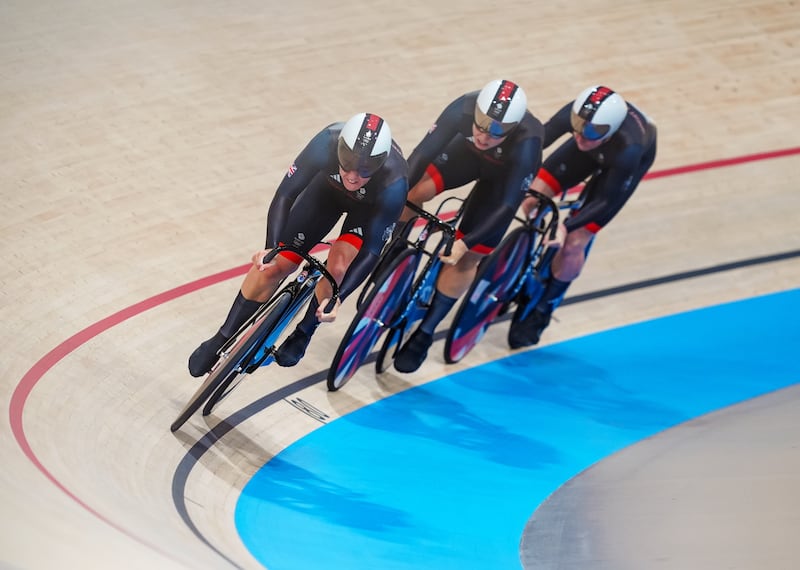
[{"x1": 265, "y1": 194, "x2": 293, "y2": 248}]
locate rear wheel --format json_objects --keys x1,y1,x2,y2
[
  {"x1": 444, "y1": 227, "x2": 532, "y2": 364},
  {"x1": 170, "y1": 291, "x2": 292, "y2": 431},
  {"x1": 327, "y1": 249, "x2": 418, "y2": 391}
]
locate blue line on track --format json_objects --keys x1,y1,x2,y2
[{"x1": 236, "y1": 289, "x2": 799, "y2": 569}]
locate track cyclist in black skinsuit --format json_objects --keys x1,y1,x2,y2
[
  {"x1": 188, "y1": 113, "x2": 409, "y2": 376},
  {"x1": 391, "y1": 79, "x2": 545, "y2": 373},
  {"x1": 509, "y1": 85, "x2": 658, "y2": 348}
]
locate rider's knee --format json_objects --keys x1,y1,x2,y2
[
  {"x1": 261, "y1": 256, "x2": 297, "y2": 280},
  {"x1": 553, "y1": 232, "x2": 591, "y2": 278},
  {"x1": 409, "y1": 175, "x2": 437, "y2": 203},
  {"x1": 559, "y1": 241, "x2": 586, "y2": 264},
  {"x1": 325, "y1": 256, "x2": 351, "y2": 283}
]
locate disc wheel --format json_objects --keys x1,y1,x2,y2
[
  {"x1": 327, "y1": 249, "x2": 418, "y2": 391},
  {"x1": 444, "y1": 227, "x2": 532, "y2": 364}
]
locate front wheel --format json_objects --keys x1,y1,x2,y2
[
  {"x1": 327, "y1": 249, "x2": 418, "y2": 391},
  {"x1": 201, "y1": 290, "x2": 295, "y2": 417},
  {"x1": 444, "y1": 227, "x2": 532, "y2": 364},
  {"x1": 170, "y1": 291, "x2": 292, "y2": 431}
]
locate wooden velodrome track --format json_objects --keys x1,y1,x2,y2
[{"x1": 2, "y1": 0, "x2": 799, "y2": 568}]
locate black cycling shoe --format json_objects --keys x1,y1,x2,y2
[
  {"x1": 188, "y1": 333, "x2": 226, "y2": 377},
  {"x1": 508, "y1": 309, "x2": 551, "y2": 349},
  {"x1": 274, "y1": 329, "x2": 312, "y2": 367},
  {"x1": 394, "y1": 329, "x2": 434, "y2": 373}
]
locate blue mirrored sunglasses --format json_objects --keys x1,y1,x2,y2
[{"x1": 570, "y1": 114, "x2": 610, "y2": 141}]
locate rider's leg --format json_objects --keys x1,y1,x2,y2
[
  {"x1": 394, "y1": 154, "x2": 485, "y2": 372},
  {"x1": 414, "y1": 170, "x2": 503, "y2": 336},
  {"x1": 188, "y1": 255, "x2": 297, "y2": 377},
  {"x1": 275, "y1": 238, "x2": 360, "y2": 367},
  {"x1": 421, "y1": 249, "x2": 483, "y2": 333},
  {"x1": 509, "y1": 144, "x2": 601, "y2": 348},
  {"x1": 394, "y1": 250, "x2": 483, "y2": 373},
  {"x1": 536, "y1": 227, "x2": 593, "y2": 310}
]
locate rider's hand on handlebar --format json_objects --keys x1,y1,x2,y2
[
  {"x1": 316, "y1": 297, "x2": 341, "y2": 323},
  {"x1": 439, "y1": 239, "x2": 469, "y2": 266},
  {"x1": 252, "y1": 248, "x2": 275, "y2": 271}
]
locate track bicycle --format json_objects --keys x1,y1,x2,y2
[
  {"x1": 326, "y1": 197, "x2": 464, "y2": 391},
  {"x1": 170, "y1": 245, "x2": 339, "y2": 432},
  {"x1": 444, "y1": 189, "x2": 569, "y2": 364}
]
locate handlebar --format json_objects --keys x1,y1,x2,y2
[
  {"x1": 262, "y1": 245, "x2": 340, "y2": 313},
  {"x1": 524, "y1": 189, "x2": 560, "y2": 241},
  {"x1": 404, "y1": 200, "x2": 458, "y2": 256},
  {"x1": 404, "y1": 200, "x2": 458, "y2": 236}
]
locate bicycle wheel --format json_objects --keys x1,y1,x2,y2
[
  {"x1": 444, "y1": 227, "x2": 532, "y2": 364},
  {"x1": 170, "y1": 291, "x2": 292, "y2": 432},
  {"x1": 327, "y1": 249, "x2": 418, "y2": 391},
  {"x1": 200, "y1": 289, "x2": 297, "y2": 417}
]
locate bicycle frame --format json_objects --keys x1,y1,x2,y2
[
  {"x1": 170, "y1": 245, "x2": 339, "y2": 431},
  {"x1": 384, "y1": 197, "x2": 462, "y2": 330},
  {"x1": 215, "y1": 246, "x2": 335, "y2": 363}
]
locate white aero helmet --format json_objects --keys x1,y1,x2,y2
[
  {"x1": 474, "y1": 79, "x2": 528, "y2": 138},
  {"x1": 570, "y1": 86, "x2": 627, "y2": 141},
  {"x1": 337, "y1": 113, "x2": 392, "y2": 177}
]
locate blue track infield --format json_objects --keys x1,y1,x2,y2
[{"x1": 236, "y1": 288, "x2": 799, "y2": 569}]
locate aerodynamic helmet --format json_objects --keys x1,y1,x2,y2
[
  {"x1": 570, "y1": 86, "x2": 627, "y2": 141},
  {"x1": 474, "y1": 79, "x2": 528, "y2": 138},
  {"x1": 337, "y1": 113, "x2": 392, "y2": 177}
]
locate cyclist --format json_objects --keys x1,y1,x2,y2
[
  {"x1": 188, "y1": 113, "x2": 409, "y2": 376},
  {"x1": 391, "y1": 79, "x2": 545, "y2": 373},
  {"x1": 509, "y1": 85, "x2": 658, "y2": 348}
]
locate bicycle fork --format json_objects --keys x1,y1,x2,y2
[{"x1": 245, "y1": 269, "x2": 319, "y2": 372}]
